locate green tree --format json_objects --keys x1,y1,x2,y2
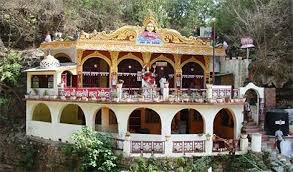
[
  {"x1": 65, "y1": 127, "x2": 118, "y2": 172},
  {"x1": 214, "y1": 0, "x2": 290, "y2": 88}
]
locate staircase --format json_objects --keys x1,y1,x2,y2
[{"x1": 243, "y1": 120, "x2": 275, "y2": 152}]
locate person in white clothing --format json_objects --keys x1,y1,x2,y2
[{"x1": 275, "y1": 128, "x2": 284, "y2": 154}]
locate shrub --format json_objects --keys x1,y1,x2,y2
[{"x1": 65, "y1": 127, "x2": 118, "y2": 172}]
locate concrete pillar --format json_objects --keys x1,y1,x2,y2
[
  {"x1": 116, "y1": 110, "x2": 129, "y2": 138},
  {"x1": 84, "y1": 110, "x2": 94, "y2": 130},
  {"x1": 164, "y1": 136, "x2": 173, "y2": 156},
  {"x1": 251, "y1": 133, "x2": 262, "y2": 152},
  {"x1": 240, "y1": 136, "x2": 249, "y2": 152},
  {"x1": 204, "y1": 130, "x2": 213, "y2": 155},
  {"x1": 163, "y1": 87, "x2": 169, "y2": 101},
  {"x1": 123, "y1": 135, "x2": 131, "y2": 156},
  {"x1": 204, "y1": 114, "x2": 214, "y2": 155},
  {"x1": 161, "y1": 116, "x2": 172, "y2": 137},
  {"x1": 206, "y1": 84, "x2": 213, "y2": 99}
]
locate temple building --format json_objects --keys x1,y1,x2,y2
[{"x1": 25, "y1": 14, "x2": 248, "y2": 157}]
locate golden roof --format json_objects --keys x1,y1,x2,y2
[{"x1": 40, "y1": 15, "x2": 225, "y2": 56}]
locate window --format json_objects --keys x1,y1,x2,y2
[{"x1": 31, "y1": 75, "x2": 54, "y2": 88}]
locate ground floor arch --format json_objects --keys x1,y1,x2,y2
[
  {"x1": 213, "y1": 108, "x2": 235, "y2": 139},
  {"x1": 32, "y1": 103, "x2": 52, "y2": 122},
  {"x1": 244, "y1": 88, "x2": 259, "y2": 123},
  {"x1": 182, "y1": 62, "x2": 204, "y2": 89},
  {"x1": 128, "y1": 108, "x2": 161, "y2": 134},
  {"x1": 118, "y1": 58, "x2": 142, "y2": 89},
  {"x1": 171, "y1": 108, "x2": 204, "y2": 134},
  {"x1": 82, "y1": 57, "x2": 110, "y2": 87},
  {"x1": 60, "y1": 104, "x2": 85, "y2": 125},
  {"x1": 95, "y1": 107, "x2": 118, "y2": 133}
]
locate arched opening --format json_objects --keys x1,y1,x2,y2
[
  {"x1": 213, "y1": 109, "x2": 235, "y2": 139},
  {"x1": 55, "y1": 53, "x2": 72, "y2": 63},
  {"x1": 128, "y1": 108, "x2": 161, "y2": 134},
  {"x1": 82, "y1": 57, "x2": 109, "y2": 88},
  {"x1": 60, "y1": 104, "x2": 85, "y2": 125},
  {"x1": 151, "y1": 61, "x2": 175, "y2": 88},
  {"x1": 32, "y1": 103, "x2": 51, "y2": 122},
  {"x1": 118, "y1": 59, "x2": 142, "y2": 89},
  {"x1": 61, "y1": 70, "x2": 76, "y2": 88},
  {"x1": 244, "y1": 89, "x2": 259, "y2": 123},
  {"x1": 171, "y1": 109, "x2": 204, "y2": 134},
  {"x1": 182, "y1": 62, "x2": 204, "y2": 89},
  {"x1": 95, "y1": 107, "x2": 118, "y2": 133}
]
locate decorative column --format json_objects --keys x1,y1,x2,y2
[
  {"x1": 76, "y1": 49, "x2": 84, "y2": 88},
  {"x1": 174, "y1": 54, "x2": 182, "y2": 88},
  {"x1": 110, "y1": 51, "x2": 119, "y2": 86},
  {"x1": 142, "y1": 52, "x2": 151, "y2": 67}
]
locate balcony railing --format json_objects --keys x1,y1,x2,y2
[{"x1": 25, "y1": 86, "x2": 245, "y2": 104}]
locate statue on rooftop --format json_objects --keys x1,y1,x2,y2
[{"x1": 136, "y1": 12, "x2": 162, "y2": 45}]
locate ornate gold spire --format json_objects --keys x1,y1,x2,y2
[{"x1": 143, "y1": 10, "x2": 158, "y2": 29}]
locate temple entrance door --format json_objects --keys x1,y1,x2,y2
[
  {"x1": 82, "y1": 57, "x2": 109, "y2": 88},
  {"x1": 245, "y1": 89, "x2": 259, "y2": 123},
  {"x1": 118, "y1": 59, "x2": 142, "y2": 93},
  {"x1": 182, "y1": 62, "x2": 204, "y2": 90},
  {"x1": 153, "y1": 61, "x2": 174, "y2": 88}
]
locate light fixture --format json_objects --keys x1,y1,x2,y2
[{"x1": 94, "y1": 64, "x2": 97, "y2": 68}]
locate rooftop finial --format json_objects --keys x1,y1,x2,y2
[{"x1": 143, "y1": 10, "x2": 158, "y2": 29}]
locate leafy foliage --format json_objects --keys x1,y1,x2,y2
[
  {"x1": 0, "y1": 51, "x2": 22, "y2": 86},
  {"x1": 64, "y1": 127, "x2": 118, "y2": 172},
  {"x1": 214, "y1": 0, "x2": 290, "y2": 87},
  {"x1": 124, "y1": 152, "x2": 272, "y2": 172}
]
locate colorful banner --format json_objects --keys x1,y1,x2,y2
[{"x1": 60, "y1": 88, "x2": 111, "y2": 98}]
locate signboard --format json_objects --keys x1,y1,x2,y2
[
  {"x1": 156, "y1": 62, "x2": 167, "y2": 67},
  {"x1": 200, "y1": 27, "x2": 212, "y2": 38},
  {"x1": 275, "y1": 120, "x2": 285, "y2": 125},
  {"x1": 136, "y1": 31, "x2": 162, "y2": 45}
]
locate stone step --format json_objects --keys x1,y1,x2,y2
[
  {"x1": 244, "y1": 122, "x2": 257, "y2": 126},
  {"x1": 246, "y1": 128, "x2": 262, "y2": 133},
  {"x1": 244, "y1": 125, "x2": 259, "y2": 129}
]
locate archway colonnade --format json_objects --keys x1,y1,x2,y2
[
  {"x1": 27, "y1": 101, "x2": 243, "y2": 142},
  {"x1": 77, "y1": 52, "x2": 208, "y2": 89}
]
